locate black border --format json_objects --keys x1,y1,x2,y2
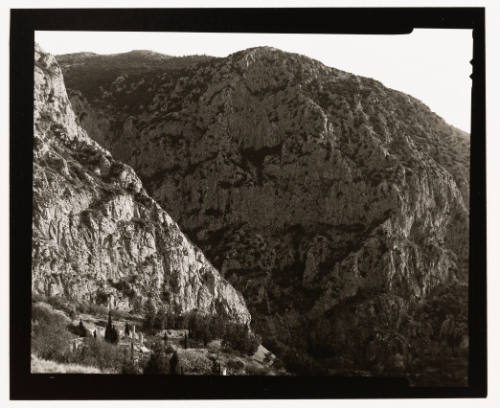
[{"x1": 10, "y1": 8, "x2": 486, "y2": 399}]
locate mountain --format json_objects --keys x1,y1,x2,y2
[
  {"x1": 56, "y1": 50, "x2": 217, "y2": 103},
  {"x1": 33, "y1": 44, "x2": 251, "y2": 325},
  {"x1": 59, "y1": 46, "x2": 469, "y2": 384}
]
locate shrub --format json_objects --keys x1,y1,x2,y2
[
  {"x1": 31, "y1": 303, "x2": 73, "y2": 362},
  {"x1": 207, "y1": 316, "x2": 226, "y2": 339},
  {"x1": 176, "y1": 349, "x2": 210, "y2": 375},
  {"x1": 153, "y1": 309, "x2": 168, "y2": 332},
  {"x1": 121, "y1": 360, "x2": 142, "y2": 374},
  {"x1": 227, "y1": 359, "x2": 245, "y2": 371},
  {"x1": 69, "y1": 337, "x2": 126, "y2": 372},
  {"x1": 112, "y1": 308, "x2": 131, "y2": 320},
  {"x1": 222, "y1": 323, "x2": 260, "y2": 355},
  {"x1": 69, "y1": 320, "x2": 91, "y2": 337},
  {"x1": 75, "y1": 302, "x2": 108, "y2": 316},
  {"x1": 144, "y1": 350, "x2": 170, "y2": 374},
  {"x1": 31, "y1": 354, "x2": 105, "y2": 374},
  {"x1": 44, "y1": 296, "x2": 74, "y2": 316},
  {"x1": 246, "y1": 363, "x2": 269, "y2": 376}
]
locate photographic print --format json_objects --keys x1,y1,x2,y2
[{"x1": 11, "y1": 8, "x2": 486, "y2": 399}]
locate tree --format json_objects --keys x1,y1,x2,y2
[
  {"x1": 144, "y1": 350, "x2": 170, "y2": 375},
  {"x1": 121, "y1": 358, "x2": 141, "y2": 374},
  {"x1": 77, "y1": 320, "x2": 89, "y2": 337},
  {"x1": 105, "y1": 311, "x2": 119, "y2": 344},
  {"x1": 208, "y1": 316, "x2": 226, "y2": 339},
  {"x1": 202, "y1": 326, "x2": 209, "y2": 347},
  {"x1": 166, "y1": 312, "x2": 177, "y2": 329},
  {"x1": 211, "y1": 358, "x2": 221, "y2": 375},
  {"x1": 154, "y1": 309, "x2": 168, "y2": 332},
  {"x1": 142, "y1": 298, "x2": 157, "y2": 333},
  {"x1": 170, "y1": 351, "x2": 184, "y2": 375},
  {"x1": 222, "y1": 323, "x2": 260, "y2": 355}
]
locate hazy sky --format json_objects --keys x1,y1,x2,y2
[{"x1": 36, "y1": 30, "x2": 472, "y2": 132}]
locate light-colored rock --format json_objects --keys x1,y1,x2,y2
[{"x1": 32, "y1": 44, "x2": 251, "y2": 325}]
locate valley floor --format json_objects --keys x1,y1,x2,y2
[{"x1": 30, "y1": 298, "x2": 286, "y2": 376}]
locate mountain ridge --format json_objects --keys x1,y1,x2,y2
[{"x1": 58, "y1": 45, "x2": 469, "y2": 383}]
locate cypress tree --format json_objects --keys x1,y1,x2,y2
[
  {"x1": 105, "y1": 310, "x2": 119, "y2": 343},
  {"x1": 170, "y1": 351, "x2": 184, "y2": 375}
]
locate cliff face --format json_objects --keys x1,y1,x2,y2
[
  {"x1": 32, "y1": 44, "x2": 251, "y2": 325},
  {"x1": 59, "y1": 47, "x2": 469, "y2": 383}
]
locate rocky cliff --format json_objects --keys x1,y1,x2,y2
[
  {"x1": 59, "y1": 46, "x2": 469, "y2": 384},
  {"x1": 32, "y1": 44, "x2": 251, "y2": 325}
]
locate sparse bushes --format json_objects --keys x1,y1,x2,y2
[
  {"x1": 42, "y1": 295, "x2": 75, "y2": 317},
  {"x1": 39, "y1": 296, "x2": 130, "y2": 321}
]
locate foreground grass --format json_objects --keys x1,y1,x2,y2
[{"x1": 31, "y1": 354, "x2": 113, "y2": 374}]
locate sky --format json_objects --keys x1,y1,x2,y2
[{"x1": 35, "y1": 30, "x2": 472, "y2": 132}]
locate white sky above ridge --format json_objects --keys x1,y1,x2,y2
[{"x1": 35, "y1": 30, "x2": 472, "y2": 132}]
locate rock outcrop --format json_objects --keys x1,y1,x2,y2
[
  {"x1": 32, "y1": 44, "x2": 251, "y2": 325},
  {"x1": 59, "y1": 46, "x2": 469, "y2": 384}
]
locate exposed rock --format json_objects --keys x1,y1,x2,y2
[
  {"x1": 32, "y1": 44, "x2": 251, "y2": 325},
  {"x1": 59, "y1": 46, "x2": 469, "y2": 383}
]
